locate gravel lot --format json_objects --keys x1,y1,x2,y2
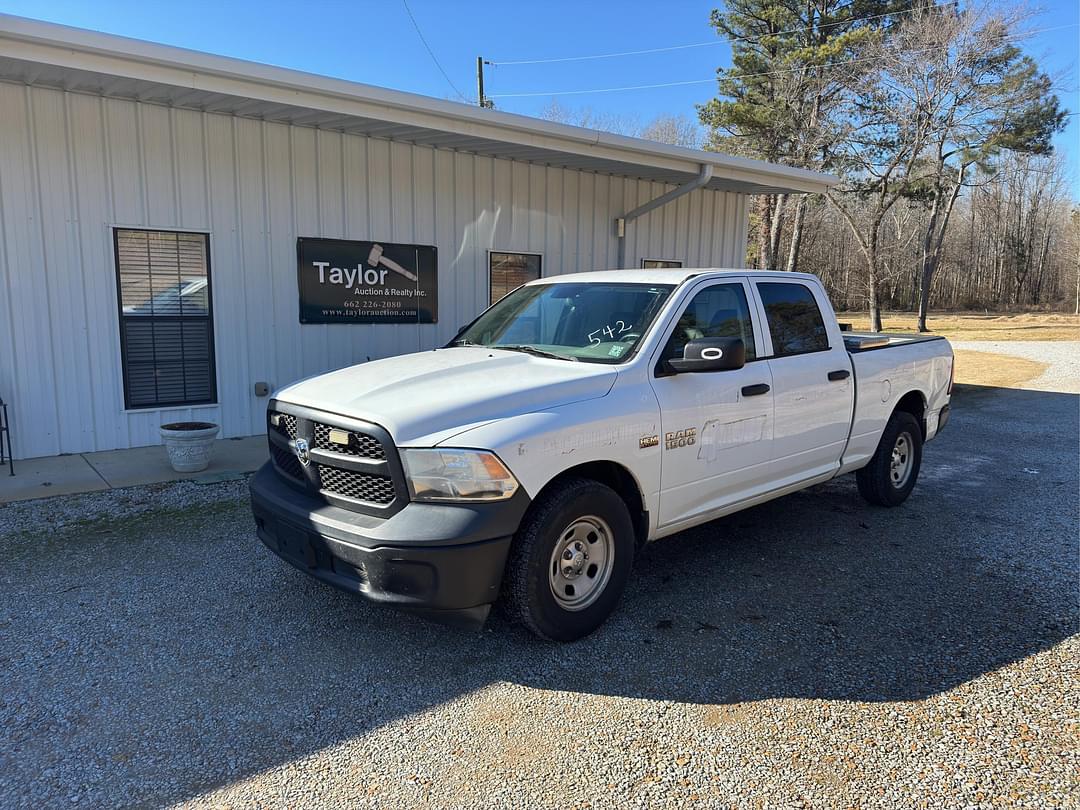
[
  {"x1": 951, "y1": 340, "x2": 1080, "y2": 393},
  {"x1": 1, "y1": 383, "x2": 1077, "y2": 807}
]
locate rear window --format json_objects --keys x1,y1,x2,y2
[{"x1": 757, "y1": 282, "x2": 829, "y2": 356}]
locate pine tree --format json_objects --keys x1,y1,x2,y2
[{"x1": 698, "y1": 0, "x2": 908, "y2": 271}]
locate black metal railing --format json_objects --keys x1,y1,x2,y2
[{"x1": 0, "y1": 398, "x2": 13, "y2": 476}]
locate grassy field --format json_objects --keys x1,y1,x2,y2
[
  {"x1": 951, "y1": 349, "x2": 1049, "y2": 389},
  {"x1": 835, "y1": 311, "x2": 1080, "y2": 341}
]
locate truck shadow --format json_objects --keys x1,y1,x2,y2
[{"x1": 1, "y1": 385, "x2": 1076, "y2": 806}]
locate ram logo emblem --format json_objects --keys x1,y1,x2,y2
[{"x1": 293, "y1": 438, "x2": 311, "y2": 466}]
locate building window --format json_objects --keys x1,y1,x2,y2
[
  {"x1": 114, "y1": 228, "x2": 217, "y2": 409},
  {"x1": 490, "y1": 251, "x2": 541, "y2": 304},
  {"x1": 756, "y1": 282, "x2": 830, "y2": 357},
  {"x1": 642, "y1": 259, "x2": 683, "y2": 269}
]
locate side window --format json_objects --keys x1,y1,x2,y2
[
  {"x1": 756, "y1": 282, "x2": 830, "y2": 356},
  {"x1": 661, "y1": 283, "x2": 756, "y2": 362}
]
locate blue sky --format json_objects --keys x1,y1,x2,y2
[{"x1": 2, "y1": 0, "x2": 1077, "y2": 196}]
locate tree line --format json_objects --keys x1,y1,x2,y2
[
  {"x1": 795, "y1": 152, "x2": 1077, "y2": 314},
  {"x1": 542, "y1": 2, "x2": 1076, "y2": 327},
  {"x1": 698, "y1": 0, "x2": 1072, "y2": 329}
]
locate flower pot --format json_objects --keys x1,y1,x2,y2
[{"x1": 159, "y1": 421, "x2": 220, "y2": 473}]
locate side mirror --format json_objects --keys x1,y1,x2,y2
[{"x1": 667, "y1": 337, "x2": 745, "y2": 373}]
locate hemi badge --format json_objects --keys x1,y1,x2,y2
[{"x1": 328, "y1": 428, "x2": 350, "y2": 446}]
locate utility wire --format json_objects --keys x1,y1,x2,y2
[
  {"x1": 489, "y1": 22, "x2": 1079, "y2": 98},
  {"x1": 490, "y1": 5, "x2": 937, "y2": 66},
  {"x1": 490, "y1": 78, "x2": 716, "y2": 98},
  {"x1": 401, "y1": 0, "x2": 470, "y2": 102},
  {"x1": 492, "y1": 40, "x2": 719, "y2": 66}
]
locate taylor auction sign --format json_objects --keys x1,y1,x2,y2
[{"x1": 297, "y1": 237, "x2": 438, "y2": 324}]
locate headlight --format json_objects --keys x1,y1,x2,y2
[{"x1": 400, "y1": 448, "x2": 519, "y2": 502}]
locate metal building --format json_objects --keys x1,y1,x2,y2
[{"x1": 0, "y1": 15, "x2": 834, "y2": 459}]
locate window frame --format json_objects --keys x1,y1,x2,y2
[
  {"x1": 753, "y1": 280, "x2": 832, "y2": 360},
  {"x1": 641, "y1": 258, "x2": 683, "y2": 269},
  {"x1": 488, "y1": 250, "x2": 543, "y2": 306},
  {"x1": 113, "y1": 226, "x2": 219, "y2": 410},
  {"x1": 650, "y1": 278, "x2": 763, "y2": 375}
]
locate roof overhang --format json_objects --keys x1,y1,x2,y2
[{"x1": 0, "y1": 14, "x2": 837, "y2": 196}]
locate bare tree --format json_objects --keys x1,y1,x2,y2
[
  {"x1": 539, "y1": 100, "x2": 703, "y2": 148},
  {"x1": 903, "y1": 6, "x2": 1065, "y2": 329},
  {"x1": 1071, "y1": 208, "x2": 1080, "y2": 315},
  {"x1": 638, "y1": 115, "x2": 702, "y2": 149},
  {"x1": 826, "y1": 3, "x2": 1064, "y2": 330},
  {"x1": 795, "y1": 154, "x2": 1076, "y2": 314}
]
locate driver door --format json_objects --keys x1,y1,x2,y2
[{"x1": 649, "y1": 279, "x2": 774, "y2": 529}]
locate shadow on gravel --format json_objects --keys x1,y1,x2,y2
[{"x1": 1, "y1": 386, "x2": 1077, "y2": 806}]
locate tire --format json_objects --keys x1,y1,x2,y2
[
  {"x1": 856, "y1": 410, "x2": 923, "y2": 507},
  {"x1": 502, "y1": 477, "x2": 635, "y2": 642}
]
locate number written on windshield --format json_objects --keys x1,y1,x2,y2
[{"x1": 587, "y1": 320, "x2": 634, "y2": 345}]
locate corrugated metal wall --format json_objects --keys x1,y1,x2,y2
[{"x1": 0, "y1": 82, "x2": 750, "y2": 459}]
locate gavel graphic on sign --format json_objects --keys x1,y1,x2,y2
[{"x1": 367, "y1": 243, "x2": 417, "y2": 283}]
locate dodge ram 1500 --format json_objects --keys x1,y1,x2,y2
[{"x1": 250, "y1": 269, "x2": 953, "y2": 640}]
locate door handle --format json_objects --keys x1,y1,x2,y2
[
  {"x1": 828, "y1": 369, "x2": 851, "y2": 381},
  {"x1": 741, "y1": 383, "x2": 771, "y2": 397}
]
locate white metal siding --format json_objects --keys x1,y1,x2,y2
[{"x1": 0, "y1": 83, "x2": 751, "y2": 459}]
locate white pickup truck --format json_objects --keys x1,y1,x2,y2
[{"x1": 250, "y1": 269, "x2": 953, "y2": 640}]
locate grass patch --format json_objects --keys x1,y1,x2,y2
[
  {"x1": 2, "y1": 495, "x2": 248, "y2": 557},
  {"x1": 835, "y1": 311, "x2": 1080, "y2": 342},
  {"x1": 953, "y1": 349, "x2": 1049, "y2": 389}
]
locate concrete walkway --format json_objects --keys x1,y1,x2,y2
[{"x1": 0, "y1": 436, "x2": 267, "y2": 504}]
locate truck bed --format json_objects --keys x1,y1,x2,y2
[{"x1": 843, "y1": 331, "x2": 948, "y2": 353}]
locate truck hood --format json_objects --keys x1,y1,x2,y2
[{"x1": 273, "y1": 347, "x2": 618, "y2": 446}]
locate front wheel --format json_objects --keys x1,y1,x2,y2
[
  {"x1": 502, "y1": 478, "x2": 635, "y2": 641},
  {"x1": 856, "y1": 410, "x2": 923, "y2": 507}
]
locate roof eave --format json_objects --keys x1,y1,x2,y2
[{"x1": 0, "y1": 13, "x2": 838, "y2": 195}]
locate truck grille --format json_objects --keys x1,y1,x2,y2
[
  {"x1": 318, "y1": 466, "x2": 396, "y2": 504},
  {"x1": 312, "y1": 423, "x2": 386, "y2": 459},
  {"x1": 270, "y1": 442, "x2": 304, "y2": 480},
  {"x1": 266, "y1": 405, "x2": 403, "y2": 514},
  {"x1": 271, "y1": 413, "x2": 297, "y2": 440}
]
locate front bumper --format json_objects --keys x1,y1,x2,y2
[{"x1": 249, "y1": 462, "x2": 529, "y2": 625}]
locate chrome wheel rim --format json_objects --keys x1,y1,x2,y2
[
  {"x1": 890, "y1": 432, "x2": 914, "y2": 488},
  {"x1": 548, "y1": 515, "x2": 615, "y2": 612}
]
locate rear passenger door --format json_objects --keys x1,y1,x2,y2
[
  {"x1": 650, "y1": 279, "x2": 774, "y2": 529},
  {"x1": 752, "y1": 279, "x2": 854, "y2": 486}
]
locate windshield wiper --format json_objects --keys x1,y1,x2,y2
[{"x1": 495, "y1": 344, "x2": 578, "y2": 362}]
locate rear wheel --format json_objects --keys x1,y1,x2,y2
[
  {"x1": 856, "y1": 410, "x2": 923, "y2": 507},
  {"x1": 503, "y1": 478, "x2": 634, "y2": 641}
]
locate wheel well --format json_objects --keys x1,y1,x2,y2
[
  {"x1": 542, "y1": 461, "x2": 649, "y2": 549},
  {"x1": 894, "y1": 390, "x2": 927, "y2": 438}
]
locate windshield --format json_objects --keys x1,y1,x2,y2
[{"x1": 450, "y1": 282, "x2": 676, "y2": 363}]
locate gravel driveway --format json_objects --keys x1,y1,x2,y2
[
  {"x1": 952, "y1": 340, "x2": 1080, "y2": 393},
  {"x1": 1, "y1": 383, "x2": 1077, "y2": 807}
]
